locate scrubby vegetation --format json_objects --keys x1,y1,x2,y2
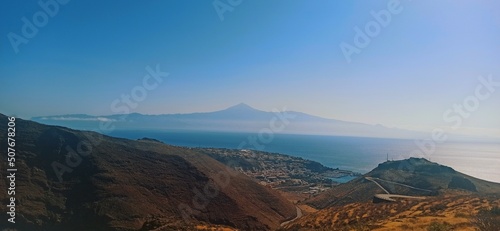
[
  {"x1": 448, "y1": 176, "x2": 477, "y2": 192},
  {"x1": 472, "y1": 206, "x2": 500, "y2": 231},
  {"x1": 427, "y1": 221, "x2": 452, "y2": 231}
]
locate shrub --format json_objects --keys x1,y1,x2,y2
[
  {"x1": 454, "y1": 212, "x2": 468, "y2": 218},
  {"x1": 472, "y1": 207, "x2": 500, "y2": 231},
  {"x1": 400, "y1": 224, "x2": 411, "y2": 229},
  {"x1": 490, "y1": 206, "x2": 500, "y2": 215},
  {"x1": 427, "y1": 221, "x2": 452, "y2": 231},
  {"x1": 429, "y1": 204, "x2": 447, "y2": 213},
  {"x1": 448, "y1": 176, "x2": 477, "y2": 192}
]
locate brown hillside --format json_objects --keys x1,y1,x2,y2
[
  {"x1": 283, "y1": 158, "x2": 500, "y2": 230},
  {"x1": 0, "y1": 114, "x2": 296, "y2": 230},
  {"x1": 306, "y1": 158, "x2": 500, "y2": 209},
  {"x1": 283, "y1": 191, "x2": 500, "y2": 230}
]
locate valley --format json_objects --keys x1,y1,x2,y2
[{"x1": 1, "y1": 114, "x2": 499, "y2": 231}]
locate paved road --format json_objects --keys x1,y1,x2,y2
[
  {"x1": 280, "y1": 206, "x2": 303, "y2": 227},
  {"x1": 371, "y1": 177, "x2": 433, "y2": 192},
  {"x1": 365, "y1": 177, "x2": 390, "y2": 194},
  {"x1": 365, "y1": 177, "x2": 427, "y2": 202},
  {"x1": 374, "y1": 193, "x2": 426, "y2": 202}
]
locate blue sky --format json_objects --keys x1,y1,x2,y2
[{"x1": 1, "y1": 0, "x2": 499, "y2": 138}]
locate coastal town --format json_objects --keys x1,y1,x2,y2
[{"x1": 195, "y1": 148, "x2": 360, "y2": 195}]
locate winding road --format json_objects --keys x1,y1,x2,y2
[
  {"x1": 280, "y1": 206, "x2": 303, "y2": 227},
  {"x1": 371, "y1": 177, "x2": 433, "y2": 193},
  {"x1": 373, "y1": 193, "x2": 426, "y2": 202},
  {"x1": 281, "y1": 176, "x2": 429, "y2": 227},
  {"x1": 365, "y1": 177, "x2": 390, "y2": 194},
  {"x1": 365, "y1": 177, "x2": 427, "y2": 202}
]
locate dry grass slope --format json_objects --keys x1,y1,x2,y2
[
  {"x1": 284, "y1": 192, "x2": 500, "y2": 230},
  {"x1": 282, "y1": 158, "x2": 500, "y2": 231}
]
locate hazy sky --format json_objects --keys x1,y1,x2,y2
[{"x1": 1, "y1": 1, "x2": 499, "y2": 137}]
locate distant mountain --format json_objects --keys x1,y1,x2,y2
[
  {"x1": 0, "y1": 114, "x2": 295, "y2": 230},
  {"x1": 32, "y1": 103, "x2": 423, "y2": 139}
]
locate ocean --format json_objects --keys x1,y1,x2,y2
[{"x1": 108, "y1": 130, "x2": 500, "y2": 183}]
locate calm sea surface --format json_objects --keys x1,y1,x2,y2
[{"x1": 108, "y1": 130, "x2": 500, "y2": 183}]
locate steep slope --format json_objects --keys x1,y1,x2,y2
[{"x1": 0, "y1": 114, "x2": 295, "y2": 230}]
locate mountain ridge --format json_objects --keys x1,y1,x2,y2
[{"x1": 32, "y1": 103, "x2": 424, "y2": 139}]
